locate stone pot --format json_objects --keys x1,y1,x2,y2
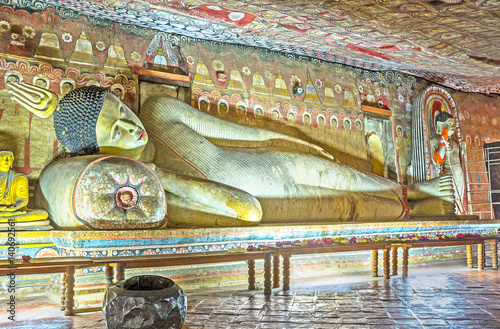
[{"x1": 103, "y1": 275, "x2": 187, "y2": 329}]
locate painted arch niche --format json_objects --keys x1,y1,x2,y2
[{"x1": 408, "y1": 86, "x2": 466, "y2": 214}]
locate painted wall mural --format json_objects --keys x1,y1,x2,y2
[{"x1": 0, "y1": 4, "x2": 499, "y2": 192}]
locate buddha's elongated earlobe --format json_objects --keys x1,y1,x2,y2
[{"x1": 6, "y1": 81, "x2": 59, "y2": 118}]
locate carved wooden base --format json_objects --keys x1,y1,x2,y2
[
  {"x1": 467, "y1": 245, "x2": 473, "y2": 268},
  {"x1": 383, "y1": 248, "x2": 390, "y2": 279},
  {"x1": 248, "y1": 259, "x2": 256, "y2": 290},
  {"x1": 492, "y1": 240, "x2": 498, "y2": 269},
  {"x1": 64, "y1": 266, "x2": 75, "y2": 316},
  {"x1": 478, "y1": 244, "x2": 484, "y2": 271},
  {"x1": 60, "y1": 272, "x2": 67, "y2": 311},
  {"x1": 273, "y1": 255, "x2": 280, "y2": 288},
  {"x1": 371, "y1": 250, "x2": 378, "y2": 277},
  {"x1": 264, "y1": 253, "x2": 272, "y2": 294},
  {"x1": 402, "y1": 247, "x2": 409, "y2": 278},
  {"x1": 116, "y1": 262, "x2": 125, "y2": 282},
  {"x1": 392, "y1": 246, "x2": 398, "y2": 276},
  {"x1": 105, "y1": 264, "x2": 114, "y2": 286},
  {"x1": 283, "y1": 254, "x2": 290, "y2": 291}
]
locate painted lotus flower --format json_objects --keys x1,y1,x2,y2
[
  {"x1": 186, "y1": 55, "x2": 195, "y2": 65},
  {"x1": 314, "y1": 78, "x2": 323, "y2": 89},
  {"x1": 61, "y1": 32, "x2": 73, "y2": 43},
  {"x1": 398, "y1": 94, "x2": 405, "y2": 103},
  {"x1": 131, "y1": 51, "x2": 142, "y2": 62},
  {"x1": 242, "y1": 66, "x2": 251, "y2": 76},
  {"x1": 21, "y1": 25, "x2": 36, "y2": 39},
  {"x1": 96, "y1": 40, "x2": 106, "y2": 51},
  {"x1": 0, "y1": 20, "x2": 11, "y2": 33},
  {"x1": 334, "y1": 84, "x2": 342, "y2": 93}
]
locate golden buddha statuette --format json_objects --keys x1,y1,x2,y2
[{"x1": 0, "y1": 150, "x2": 48, "y2": 223}]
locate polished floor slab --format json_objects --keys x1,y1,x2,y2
[{"x1": 1, "y1": 262, "x2": 500, "y2": 328}]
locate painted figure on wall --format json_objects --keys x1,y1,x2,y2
[
  {"x1": 430, "y1": 112, "x2": 465, "y2": 214},
  {"x1": 0, "y1": 150, "x2": 48, "y2": 223},
  {"x1": 7, "y1": 82, "x2": 457, "y2": 229}
]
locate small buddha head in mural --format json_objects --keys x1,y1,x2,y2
[
  {"x1": 271, "y1": 109, "x2": 280, "y2": 121},
  {"x1": 33, "y1": 74, "x2": 50, "y2": 89},
  {"x1": 111, "y1": 84, "x2": 125, "y2": 100},
  {"x1": 435, "y1": 111, "x2": 455, "y2": 136},
  {"x1": 303, "y1": 113, "x2": 311, "y2": 126},
  {"x1": 355, "y1": 120, "x2": 362, "y2": 131},
  {"x1": 254, "y1": 107, "x2": 264, "y2": 120},
  {"x1": 218, "y1": 101, "x2": 229, "y2": 116},
  {"x1": 287, "y1": 111, "x2": 296, "y2": 124},
  {"x1": 60, "y1": 79, "x2": 75, "y2": 96},
  {"x1": 199, "y1": 97, "x2": 210, "y2": 112},
  {"x1": 332, "y1": 118, "x2": 338, "y2": 129},
  {"x1": 344, "y1": 119, "x2": 351, "y2": 130},
  {"x1": 236, "y1": 104, "x2": 247, "y2": 117},
  {"x1": 317, "y1": 115, "x2": 325, "y2": 127},
  {"x1": 397, "y1": 126, "x2": 403, "y2": 137},
  {"x1": 53, "y1": 86, "x2": 147, "y2": 159},
  {"x1": 4, "y1": 71, "x2": 22, "y2": 85}
]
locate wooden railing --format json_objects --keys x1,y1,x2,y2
[
  {"x1": 0, "y1": 250, "x2": 273, "y2": 316},
  {"x1": 1, "y1": 237, "x2": 498, "y2": 316},
  {"x1": 268, "y1": 237, "x2": 499, "y2": 291}
]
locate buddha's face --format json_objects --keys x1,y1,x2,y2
[
  {"x1": 438, "y1": 118, "x2": 455, "y2": 136},
  {"x1": 96, "y1": 93, "x2": 148, "y2": 159},
  {"x1": 0, "y1": 152, "x2": 13, "y2": 173}
]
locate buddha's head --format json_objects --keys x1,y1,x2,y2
[
  {"x1": 54, "y1": 86, "x2": 148, "y2": 159},
  {"x1": 435, "y1": 111, "x2": 455, "y2": 136},
  {"x1": 0, "y1": 150, "x2": 14, "y2": 173}
]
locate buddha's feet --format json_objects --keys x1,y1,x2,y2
[
  {"x1": 407, "y1": 176, "x2": 454, "y2": 201},
  {"x1": 409, "y1": 196, "x2": 455, "y2": 216}
]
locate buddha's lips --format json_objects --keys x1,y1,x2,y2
[{"x1": 137, "y1": 130, "x2": 146, "y2": 141}]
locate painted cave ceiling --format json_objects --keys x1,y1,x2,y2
[{"x1": 43, "y1": 0, "x2": 500, "y2": 94}]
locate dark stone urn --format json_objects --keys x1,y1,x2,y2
[{"x1": 103, "y1": 275, "x2": 187, "y2": 329}]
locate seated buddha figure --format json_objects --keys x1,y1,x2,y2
[
  {"x1": 7, "y1": 82, "x2": 455, "y2": 228},
  {"x1": 0, "y1": 150, "x2": 48, "y2": 223}
]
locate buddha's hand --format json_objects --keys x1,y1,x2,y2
[
  {"x1": 6, "y1": 81, "x2": 59, "y2": 118},
  {"x1": 0, "y1": 205, "x2": 20, "y2": 212},
  {"x1": 314, "y1": 145, "x2": 334, "y2": 160}
]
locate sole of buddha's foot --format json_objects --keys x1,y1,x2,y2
[
  {"x1": 407, "y1": 175, "x2": 454, "y2": 201},
  {"x1": 409, "y1": 196, "x2": 456, "y2": 216}
]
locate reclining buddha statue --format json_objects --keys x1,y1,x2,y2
[{"x1": 6, "y1": 81, "x2": 455, "y2": 229}]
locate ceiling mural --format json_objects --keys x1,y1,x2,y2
[{"x1": 6, "y1": 0, "x2": 500, "y2": 94}]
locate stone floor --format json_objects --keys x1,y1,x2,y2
[{"x1": 2, "y1": 262, "x2": 500, "y2": 328}]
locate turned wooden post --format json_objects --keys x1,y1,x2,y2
[
  {"x1": 64, "y1": 266, "x2": 75, "y2": 316},
  {"x1": 105, "y1": 263, "x2": 114, "y2": 286},
  {"x1": 372, "y1": 250, "x2": 378, "y2": 277},
  {"x1": 467, "y1": 245, "x2": 473, "y2": 268},
  {"x1": 282, "y1": 253, "x2": 291, "y2": 291},
  {"x1": 248, "y1": 259, "x2": 256, "y2": 290},
  {"x1": 383, "y1": 248, "x2": 390, "y2": 279},
  {"x1": 492, "y1": 239, "x2": 498, "y2": 269},
  {"x1": 478, "y1": 243, "x2": 484, "y2": 271},
  {"x1": 402, "y1": 247, "x2": 409, "y2": 278},
  {"x1": 116, "y1": 262, "x2": 125, "y2": 282},
  {"x1": 264, "y1": 253, "x2": 272, "y2": 294},
  {"x1": 60, "y1": 272, "x2": 67, "y2": 311},
  {"x1": 272, "y1": 255, "x2": 280, "y2": 288},
  {"x1": 392, "y1": 246, "x2": 398, "y2": 276}
]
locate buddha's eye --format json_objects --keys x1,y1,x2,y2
[
  {"x1": 119, "y1": 106, "x2": 125, "y2": 118},
  {"x1": 112, "y1": 126, "x2": 121, "y2": 140}
]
